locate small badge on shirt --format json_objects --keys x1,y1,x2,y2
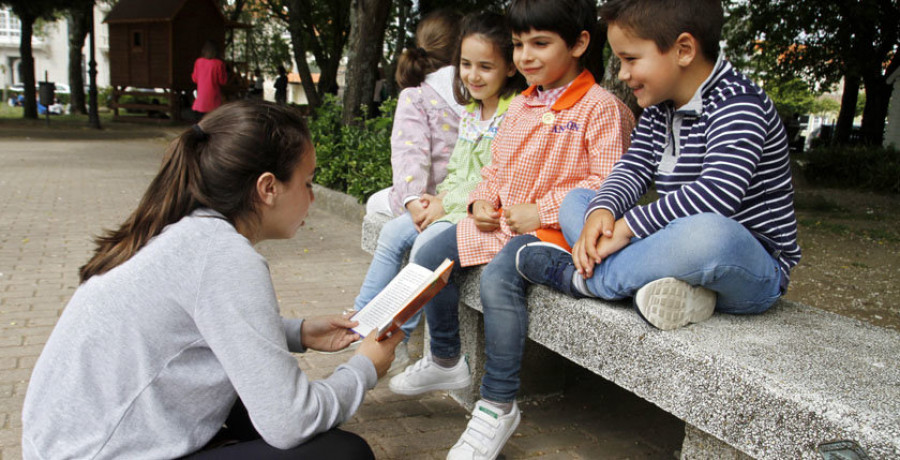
[{"x1": 541, "y1": 112, "x2": 555, "y2": 125}]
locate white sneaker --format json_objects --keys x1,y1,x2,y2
[
  {"x1": 389, "y1": 355, "x2": 471, "y2": 395},
  {"x1": 634, "y1": 277, "x2": 716, "y2": 330},
  {"x1": 386, "y1": 342, "x2": 411, "y2": 376},
  {"x1": 447, "y1": 400, "x2": 521, "y2": 460}
]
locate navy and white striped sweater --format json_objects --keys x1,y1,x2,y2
[{"x1": 587, "y1": 58, "x2": 801, "y2": 280}]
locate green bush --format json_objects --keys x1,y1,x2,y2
[
  {"x1": 309, "y1": 94, "x2": 394, "y2": 202},
  {"x1": 796, "y1": 145, "x2": 900, "y2": 194}
]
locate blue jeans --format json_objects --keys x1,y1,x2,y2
[
  {"x1": 413, "y1": 225, "x2": 538, "y2": 403},
  {"x1": 353, "y1": 213, "x2": 452, "y2": 341},
  {"x1": 560, "y1": 188, "x2": 785, "y2": 314}
]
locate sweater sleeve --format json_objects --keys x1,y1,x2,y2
[
  {"x1": 624, "y1": 96, "x2": 767, "y2": 237},
  {"x1": 391, "y1": 88, "x2": 434, "y2": 205},
  {"x1": 192, "y1": 236, "x2": 376, "y2": 449},
  {"x1": 585, "y1": 109, "x2": 658, "y2": 221}
]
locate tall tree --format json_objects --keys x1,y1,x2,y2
[
  {"x1": 1, "y1": 0, "x2": 70, "y2": 119},
  {"x1": 66, "y1": 0, "x2": 93, "y2": 115},
  {"x1": 725, "y1": 0, "x2": 900, "y2": 145},
  {"x1": 342, "y1": 0, "x2": 392, "y2": 124},
  {"x1": 264, "y1": 0, "x2": 351, "y2": 110}
]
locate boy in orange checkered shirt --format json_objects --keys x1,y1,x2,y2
[{"x1": 388, "y1": 1, "x2": 635, "y2": 457}]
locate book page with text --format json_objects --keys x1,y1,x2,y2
[{"x1": 352, "y1": 263, "x2": 434, "y2": 336}]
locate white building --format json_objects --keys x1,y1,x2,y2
[
  {"x1": 885, "y1": 67, "x2": 900, "y2": 149},
  {"x1": 1, "y1": 6, "x2": 111, "y2": 95}
]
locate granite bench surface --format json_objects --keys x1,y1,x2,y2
[{"x1": 361, "y1": 212, "x2": 900, "y2": 459}]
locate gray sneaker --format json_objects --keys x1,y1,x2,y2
[{"x1": 634, "y1": 277, "x2": 716, "y2": 330}]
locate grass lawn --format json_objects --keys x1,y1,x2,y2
[{"x1": 0, "y1": 103, "x2": 118, "y2": 124}]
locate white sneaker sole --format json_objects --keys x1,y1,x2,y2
[
  {"x1": 389, "y1": 374, "x2": 471, "y2": 395},
  {"x1": 635, "y1": 277, "x2": 716, "y2": 330}
]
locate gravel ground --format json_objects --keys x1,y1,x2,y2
[{"x1": 786, "y1": 186, "x2": 900, "y2": 331}]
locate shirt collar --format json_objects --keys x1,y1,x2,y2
[
  {"x1": 521, "y1": 70, "x2": 596, "y2": 111},
  {"x1": 675, "y1": 54, "x2": 726, "y2": 116},
  {"x1": 464, "y1": 92, "x2": 517, "y2": 118}
]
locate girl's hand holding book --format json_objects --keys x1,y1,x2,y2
[
  {"x1": 300, "y1": 314, "x2": 362, "y2": 352},
  {"x1": 357, "y1": 330, "x2": 405, "y2": 378}
]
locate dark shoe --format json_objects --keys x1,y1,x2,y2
[{"x1": 515, "y1": 242, "x2": 587, "y2": 298}]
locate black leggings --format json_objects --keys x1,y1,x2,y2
[{"x1": 183, "y1": 400, "x2": 374, "y2": 460}]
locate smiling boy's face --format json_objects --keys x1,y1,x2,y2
[
  {"x1": 607, "y1": 23, "x2": 682, "y2": 108},
  {"x1": 512, "y1": 28, "x2": 587, "y2": 89}
]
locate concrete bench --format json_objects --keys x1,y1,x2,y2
[{"x1": 361, "y1": 211, "x2": 900, "y2": 459}]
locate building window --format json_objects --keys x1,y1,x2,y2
[
  {"x1": 132, "y1": 30, "x2": 143, "y2": 52},
  {"x1": 0, "y1": 8, "x2": 22, "y2": 42}
]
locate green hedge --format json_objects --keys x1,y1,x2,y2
[
  {"x1": 796, "y1": 145, "x2": 900, "y2": 194},
  {"x1": 309, "y1": 94, "x2": 395, "y2": 202}
]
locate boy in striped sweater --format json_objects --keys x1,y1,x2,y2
[{"x1": 516, "y1": 0, "x2": 801, "y2": 330}]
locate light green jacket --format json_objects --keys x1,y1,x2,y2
[{"x1": 436, "y1": 93, "x2": 516, "y2": 224}]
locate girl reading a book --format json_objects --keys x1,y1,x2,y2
[
  {"x1": 21, "y1": 100, "x2": 402, "y2": 460},
  {"x1": 352, "y1": 11, "x2": 525, "y2": 373}
]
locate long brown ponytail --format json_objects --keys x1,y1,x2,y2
[
  {"x1": 395, "y1": 9, "x2": 462, "y2": 89},
  {"x1": 79, "y1": 100, "x2": 312, "y2": 282}
]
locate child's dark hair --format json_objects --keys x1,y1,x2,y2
[
  {"x1": 507, "y1": 0, "x2": 604, "y2": 80},
  {"x1": 200, "y1": 40, "x2": 219, "y2": 59},
  {"x1": 599, "y1": 0, "x2": 723, "y2": 62},
  {"x1": 452, "y1": 12, "x2": 527, "y2": 105},
  {"x1": 80, "y1": 100, "x2": 311, "y2": 282},
  {"x1": 395, "y1": 9, "x2": 462, "y2": 89}
]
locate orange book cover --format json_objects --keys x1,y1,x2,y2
[{"x1": 351, "y1": 259, "x2": 454, "y2": 341}]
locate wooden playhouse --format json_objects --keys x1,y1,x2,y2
[{"x1": 104, "y1": 0, "x2": 227, "y2": 121}]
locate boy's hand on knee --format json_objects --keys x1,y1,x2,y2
[
  {"x1": 471, "y1": 200, "x2": 501, "y2": 232},
  {"x1": 595, "y1": 217, "x2": 634, "y2": 261},
  {"x1": 573, "y1": 209, "x2": 615, "y2": 278}
]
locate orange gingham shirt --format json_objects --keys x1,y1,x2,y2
[{"x1": 458, "y1": 70, "x2": 635, "y2": 267}]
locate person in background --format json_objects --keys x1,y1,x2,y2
[
  {"x1": 192, "y1": 40, "x2": 227, "y2": 117},
  {"x1": 274, "y1": 65, "x2": 288, "y2": 105}
]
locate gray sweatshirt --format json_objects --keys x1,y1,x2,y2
[{"x1": 22, "y1": 209, "x2": 376, "y2": 459}]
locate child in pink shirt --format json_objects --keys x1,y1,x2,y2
[{"x1": 192, "y1": 40, "x2": 227, "y2": 115}]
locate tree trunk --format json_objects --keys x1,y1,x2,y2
[
  {"x1": 342, "y1": 0, "x2": 392, "y2": 125},
  {"x1": 383, "y1": 0, "x2": 411, "y2": 99},
  {"x1": 601, "y1": 55, "x2": 642, "y2": 119},
  {"x1": 19, "y1": 12, "x2": 37, "y2": 119},
  {"x1": 286, "y1": 0, "x2": 320, "y2": 109},
  {"x1": 314, "y1": 0, "x2": 349, "y2": 97},
  {"x1": 834, "y1": 74, "x2": 860, "y2": 145},
  {"x1": 67, "y1": 4, "x2": 91, "y2": 115},
  {"x1": 860, "y1": 69, "x2": 892, "y2": 146}
]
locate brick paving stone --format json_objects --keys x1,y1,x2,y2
[{"x1": 0, "y1": 133, "x2": 685, "y2": 459}]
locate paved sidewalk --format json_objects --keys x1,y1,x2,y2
[{"x1": 0, "y1": 133, "x2": 682, "y2": 459}]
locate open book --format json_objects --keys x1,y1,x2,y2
[{"x1": 351, "y1": 259, "x2": 454, "y2": 341}]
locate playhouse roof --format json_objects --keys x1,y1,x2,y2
[{"x1": 105, "y1": 0, "x2": 224, "y2": 24}]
